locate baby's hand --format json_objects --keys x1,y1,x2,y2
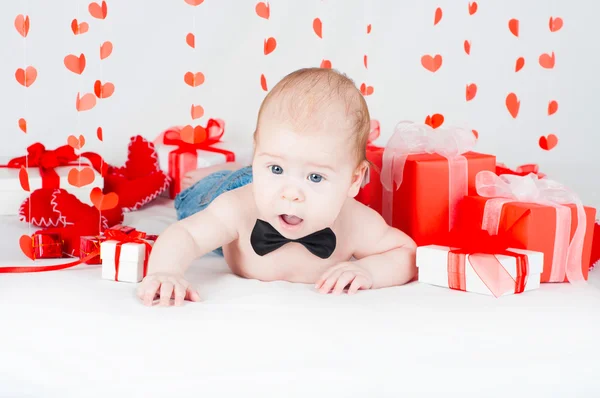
[
  {"x1": 136, "y1": 272, "x2": 201, "y2": 307},
  {"x1": 315, "y1": 262, "x2": 373, "y2": 295}
]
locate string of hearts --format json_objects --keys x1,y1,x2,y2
[
  {"x1": 423, "y1": 3, "x2": 562, "y2": 150},
  {"x1": 183, "y1": 0, "x2": 207, "y2": 140},
  {"x1": 255, "y1": 1, "x2": 273, "y2": 92}
]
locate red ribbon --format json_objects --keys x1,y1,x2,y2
[
  {"x1": 104, "y1": 228, "x2": 153, "y2": 281},
  {"x1": 443, "y1": 227, "x2": 530, "y2": 297},
  {"x1": 1, "y1": 143, "x2": 107, "y2": 189},
  {"x1": 162, "y1": 121, "x2": 236, "y2": 197}
]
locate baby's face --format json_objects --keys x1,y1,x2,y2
[{"x1": 252, "y1": 118, "x2": 362, "y2": 239}]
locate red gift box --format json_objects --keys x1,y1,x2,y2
[
  {"x1": 362, "y1": 121, "x2": 495, "y2": 245},
  {"x1": 456, "y1": 171, "x2": 596, "y2": 283},
  {"x1": 32, "y1": 231, "x2": 63, "y2": 259},
  {"x1": 79, "y1": 225, "x2": 138, "y2": 264},
  {"x1": 154, "y1": 119, "x2": 243, "y2": 199}
]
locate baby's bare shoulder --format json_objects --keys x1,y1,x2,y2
[
  {"x1": 342, "y1": 199, "x2": 414, "y2": 258},
  {"x1": 344, "y1": 199, "x2": 388, "y2": 237}
]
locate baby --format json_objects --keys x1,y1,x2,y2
[{"x1": 137, "y1": 68, "x2": 417, "y2": 306}]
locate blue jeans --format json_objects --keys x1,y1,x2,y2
[{"x1": 174, "y1": 166, "x2": 253, "y2": 256}]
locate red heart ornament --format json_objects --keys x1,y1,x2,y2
[
  {"x1": 539, "y1": 134, "x2": 558, "y2": 151},
  {"x1": 64, "y1": 53, "x2": 86, "y2": 74},
  {"x1": 89, "y1": 1, "x2": 108, "y2": 19},
  {"x1": 71, "y1": 19, "x2": 89, "y2": 35},
  {"x1": 256, "y1": 2, "x2": 270, "y2": 19},
  {"x1": 421, "y1": 54, "x2": 442, "y2": 72},
  {"x1": 68, "y1": 134, "x2": 85, "y2": 150},
  {"x1": 19, "y1": 166, "x2": 30, "y2": 192},
  {"x1": 68, "y1": 167, "x2": 96, "y2": 187},
  {"x1": 184, "y1": 72, "x2": 205, "y2": 87},
  {"x1": 320, "y1": 59, "x2": 332, "y2": 69},
  {"x1": 19, "y1": 118, "x2": 27, "y2": 133},
  {"x1": 90, "y1": 188, "x2": 119, "y2": 211},
  {"x1": 313, "y1": 18, "x2": 323, "y2": 38},
  {"x1": 15, "y1": 14, "x2": 30, "y2": 38},
  {"x1": 15, "y1": 66, "x2": 37, "y2": 87},
  {"x1": 425, "y1": 114, "x2": 444, "y2": 129},
  {"x1": 264, "y1": 37, "x2": 277, "y2": 55},
  {"x1": 19, "y1": 235, "x2": 34, "y2": 260},
  {"x1": 261, "y1": 74, "x2": 268, "y2": 91},
  {"x1": 549, "y1": 17, "x2": 563, "y2": 32},
  {"x1": 100, "y1": 41, "x2": 113, "y2": 60}
]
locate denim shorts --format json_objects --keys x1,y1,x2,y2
[{"x1": 174, "y1": 166, "x2": 253, "y2": 256}]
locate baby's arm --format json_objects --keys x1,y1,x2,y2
[
  {"x1": 136, "y1": 191, "x2": 241, "y2": 306},
  {"x1": 316, "y1": 202, "x2": 417, "y2": 294}
]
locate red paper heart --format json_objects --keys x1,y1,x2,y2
[
  {"x1": 15, "y1": 15, "x2": 30, "y2": 38},
  {"x1": 260, "y1": 74, "x2": 268, "y2": 91},
  {"x1": 68, "y1": 167, "x2": 96, "y2": 187},
  {"x1": 539, "y1": 134, "x2": 558, "y2": 151},
  {"x1": 425, "y1": 114, "x2": 444, "y2": 129},
  {"x1": 320, "y1": 59, "x2": 332, "y2": 69},
  {"x1": 71, "y1": 19, "x2": 89, "y2": 35},
  {"x1": 264, "y1": 37, "x2": 277, "y2": 55},
  {"x1": 421, "y1": 54, "x2": 442, "y2": 72},
  {"x1": 434, "y1": 8, "x2": 442, "y2": 26},
  {"x1": 464, "y1": 40, "x2": 471, "y2": 55},
  {"x1": 91, "y1": 188, "x2": 119, "y2": 211},
  {"x1": 100, "y1": 41, "x2": 113, "y2": 60},
  {"x1": 64, "y1": 53, "x2": 86, "y2": 75},
  {"x1": 19, "y1": 166, "x2": 30, "y2": 192},
  {"x1": 515, "y1": 57, "x2": 525, "y2": 72},
  {"x1": 89, "y1": 1, "x2": 108, "y2": 19},
  {"x1": 256, "y1": 2, "x2": 270, "y2": 19},
  {"x1": 313, "y1": 18, "x2": 323, "y2": 38},
  {"x1": 19, "y1": 235, "x2": 34, "y2": 260}
]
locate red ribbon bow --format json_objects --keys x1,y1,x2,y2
[
  {"x1": 162, "y1": 119, "x2": 235, "y2": 198},
  {"x1": 104, "y1": 227, "x2": 154, "y2": 281},
  {"x1": 4, "y1": 143, "x2": 107, "y2": 189}
]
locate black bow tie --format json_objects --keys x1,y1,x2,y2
[{"x1": 250, "y1": 219, "x2": 336, "y2": 259}]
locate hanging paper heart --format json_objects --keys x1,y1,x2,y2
[
  {"x1": 100, "y1": 41, "x2": 113, "y2": 60},
  {"x1": 19, "y1": 167, "x2": 30, "y2": 192},
  {"x1": 19, "y1": 118, "x2": 27, "y2": 133},
  {"x1": 15, "y1": 66, "x2": 37, "y2": 87},
  {"x1": 68, "y1": 134, "x2": 86, "y2": 150},
  {"x1": 71, "y1": 19, "x2": 89, "y2": 35},
  {"x1": 14, "y1": 14, "x2": 30, "y2": 38},
  {"x1": 89, "y1": 1, "x2": 108, "y2": 19},
  {"x1": 19, "y1": 235, "x2": 34, "y2": 260},
  {"x1": 64, "y1": 53, "x2": 86, "y2": 75}
]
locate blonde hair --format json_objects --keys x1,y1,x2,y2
[{"x1": 254, "y1": 67, "x2": 371, "y2": 166}]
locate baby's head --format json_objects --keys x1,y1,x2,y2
[{"x1": 251, "y1": 67, "x2": 371, "y2": 238}]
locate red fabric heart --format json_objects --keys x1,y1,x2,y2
[
  {"x1": 104, "y1": 135, "x2": 170, "y2": 211},
  {"x1": 19, "y1": 189, "x2": 63, "y2": 227},
  {"x1": 20, "y1": 189, "x2": 124, "y2": 256}
]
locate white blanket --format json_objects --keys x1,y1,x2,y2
[{"x1": 1, "y1": 198, "x2": 599, "y2": 397}]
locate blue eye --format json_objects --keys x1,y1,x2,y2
[
  {"x1": 308, "y1": 173, "x2": 323, "y2": 183},
  {"x1": 270, "y1": 165, "x2": 283, "y2": 175}
]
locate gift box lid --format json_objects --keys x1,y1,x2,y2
[{"x1": 0, "y1": 157, "x2": 102, "y2": 191}]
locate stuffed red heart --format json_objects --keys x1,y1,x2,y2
[
  {"x1": 19, "y1": 189, "x2": 63, "y2": 227},
  {"x1": 20, "y1": 188, "x2": 123, "y2": 228},
  {"x1": 104, "y1": 135, "x2": 170, "y2": 211},
  {"x1": 20, "y1": 189, "x2": 124, "y2": 257}
]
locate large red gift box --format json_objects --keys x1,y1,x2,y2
[
  {"x1": 456, "y1": 171, "x2": 596, "y2": 283},
  {"x1": 358, "y1": 121, "x2": 495, "y2": 245}
]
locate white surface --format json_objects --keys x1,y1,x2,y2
[
  {"x1": 1, "y1": 199, "x2": 600, "y2": 397},
  {"x1": 1, "y1": 1, "x2": 599, "y2": 210},
  {"x1": 417, "y1": 245, "x2": 543, "y2": 296},
  {"x1": 101, "y1": 240, "x2": 151, "y2": 284},
  {"x1": 0, "y1": 160, "x2": 103, "y2": 216}
]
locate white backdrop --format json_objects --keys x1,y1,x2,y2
[{"x1": 1, "y1": 0, "x2": 599, "y2": 209}]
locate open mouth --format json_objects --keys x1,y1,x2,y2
[{"x1": 279, "y1": 214, "x2": 304, "y2": 229}]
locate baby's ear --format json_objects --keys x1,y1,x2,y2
[{"x1": 348, "y1": 160, "x2": 369, "y2": 197}]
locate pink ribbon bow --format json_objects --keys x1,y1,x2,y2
[
  {"x1": 476, "y1": 170, "x2": 587, "y2": 283},
  {"x1": 380, "y1": 121, "x2": 476, "y2": 227}
]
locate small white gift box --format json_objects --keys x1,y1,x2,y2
[
  {"x1": 416, "y1": 245, "x2": 544, "y2": 297},
  {"x1": 101, "y1": 238, "x2": 155, "y2": 283}
]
